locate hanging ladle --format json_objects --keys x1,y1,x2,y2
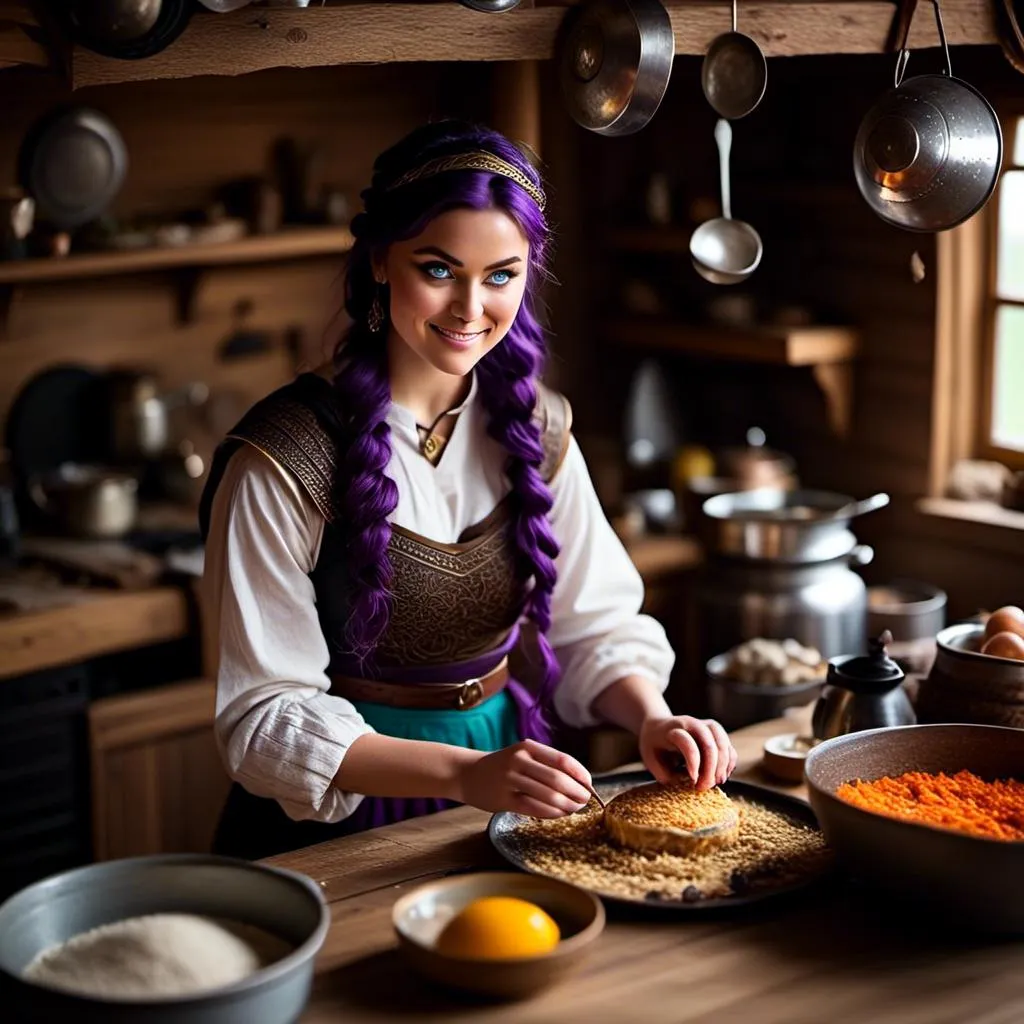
[
  {"x1": 690, "y1": 119, "x2": 763, "y2": 285},
  {"x1": 701, "y1": 0, "x2": 767, "y2": 120}
]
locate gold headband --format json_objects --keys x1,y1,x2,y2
[{"x1": 385, "y1": 151, "x2": 546, "y2": 212}]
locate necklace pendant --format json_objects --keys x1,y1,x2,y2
[{"x1": 421, "y1": 433, "x2": 445, "y2": 465}]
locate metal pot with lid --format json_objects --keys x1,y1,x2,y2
[
  {"x1": 853, "y1": 0, "x2": 1003, "y2": 232},
  {"x1": 701, "y1": 488, "x2": 889, "y2": 563}
]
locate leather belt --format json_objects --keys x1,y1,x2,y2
[{"x1": 330, "y1": 658, "x2": 509, "y2": 711}]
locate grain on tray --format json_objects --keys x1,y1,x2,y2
[{"x1": 508, "y1": 795, "x2": 831, "y2": 902}]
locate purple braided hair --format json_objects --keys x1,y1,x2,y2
[{"x1": 332, "y1": 121, "x2": 561, "y2": 718}]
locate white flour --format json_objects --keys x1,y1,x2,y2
[{"x1": 23, "y1": 913, "x2": 291, "y2": 999}]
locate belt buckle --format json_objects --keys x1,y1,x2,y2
[{"x1": 455, "y1": 677, "x2": 485, "y2": 710}]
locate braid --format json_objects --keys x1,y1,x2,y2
[
  {"x1": 332, "y1": 322, "x2": 398, "y2": 659},
  {"x1": 477, "y1": 311, "x2": 561, "y2": 723}
]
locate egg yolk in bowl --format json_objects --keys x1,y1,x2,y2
[{"x1": 435, "y1": 897, "x2": 560, "y2": 959}]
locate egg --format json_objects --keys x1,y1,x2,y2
[
  {"x1": 980, "y1": 631, "x2": 1024, "y2": 662},
  {"x1": 435, "y1": 897, "x2": 560, "y2": 960},
  {"x1": 983, "y1": 606, "x2": 1024, "y2": 643}
]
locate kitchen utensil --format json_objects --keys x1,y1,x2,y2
[
  {"x1": 198, "y1": 0, "x2": 254, "y2": 10},
  {"x1": 866, "y1": 579, "x2": 947, "y2": 642},
  {"x1": 458, "y1": 0, "x2": 522, "y2": 11},
  {"x1": 67, "y1": 0, "x2": 193, "y2": 59},
  {"x1": 717, "y1": 427, "x2": 797, "y2": 490},
  {"x1": 853, "y1": 0, "x2": 1003, "y2": 232},
  {"x1": 29, "y1": 463, "x2": 139, "y2": 540},
  {"x1": 690, "y1": 119, "x2": 762, "y2": 284},
  {"x1": 706, "y1": 654, "x2": 826, "y2": 731},
  {"x1": 822, "y1": 492, "x2": 890, "y2": 521},
  {"x1": 916, "y1": 622, "x2": 1024, "y2": 728},
  {"x1": 585, "y1": 781, "x2": 607, "y2": 811},
  {"x1": 5, "y1": 366, "x2": 109, "y2": 495},
  {"x1": 393, "y1": 872, "x2": 603, "y2": 1000},
  {"x1": 805, "y1": 723, "x2": 1024, "y2": 934},
  {"x1": 811, "y1": 630, "x2": 917, "y2": 741},
  {"x1": 558, "y1": 0, "x2": 674, "y2": 137},
  {"x1": 700, "y1": 0, "x2": 767, "y2": 120},
  {"x1": 107, "y1": 369, "x2": 210, "y2": 462},
  {"x1": 489, "y1": 772, "x2": 834, "y2": 910},
  {"x1": 701, "y1": 488, "x2": 887, "y2": 562},
  {"x1": 18, "y1": 107, "x2": 128, "y2": 230},
  {"x1": 69, "y1": 0, "x2": 162, "y2": 43},
  {"x1": 0, "y1": 853, "x2": 330, "y2": 1022}
]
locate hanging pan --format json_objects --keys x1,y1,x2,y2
[
  {"x1": 559, "y1": 0, "x2": 674, "y2": 136},
  {"x1": 853, "y1": 0, "x2": 1002, "y2": 232}
]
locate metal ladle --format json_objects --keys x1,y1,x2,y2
[
  {"x1": 690, "y1": 119, "x2": 763, "y2": 285},
  {"x1": 701, "y1": 0, "x2": 767, "y2": 120}
]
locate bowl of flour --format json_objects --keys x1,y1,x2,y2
[{"x1": 0, "y1": 854, "x2": 329, "y2": 1023}]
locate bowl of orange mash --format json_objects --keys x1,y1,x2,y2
[
  {"x1": 805, "y1": 723, "x2": 1024, "y2": 934},
  {"x1": 392, "y1": 871, "x2": 604, "y2": 999}
]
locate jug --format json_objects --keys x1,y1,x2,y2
[{"x1": 812, "y1": 630, "x2": 917, "y2": 741}]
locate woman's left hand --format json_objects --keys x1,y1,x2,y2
[{"x1": 639, "y1": 715, "x2": 737, "y2": 791}]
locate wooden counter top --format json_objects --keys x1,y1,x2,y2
[
  {"x1": 0, "y1": 584, "x2": 190, "y2": 680},
  {"x1": 269, "y1": 714, "x2": 1024, "y2": 1022}
]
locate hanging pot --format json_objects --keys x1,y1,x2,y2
[
  {"x1": 853, "y1": 0, "x2": 1002, "y2": 232},
  {"x1": 17, "y1": 107, "x2": 128, "y2": 230},
  {"x1": 68, "y1": 0, "x2": 193, "y2": 60},
  {"x1": 558, "y1": 0, "x2": 674, "y2": 136},
  {"x1": 457, "y1": 0, "x2": 522, "y2": 11}
]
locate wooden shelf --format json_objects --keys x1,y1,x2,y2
[
  {"x1": 0, "y1": 226, "x2": 354, "y2": 286},
  {"x1": 607, "y1": 320, "x2": 859, "y2": 366},
  {"x1": 68, "y1": 1, "x2": 997, "y2": 88},
  {"x1": 0, "y1": 586, "x2": 191, "y2": 681}
]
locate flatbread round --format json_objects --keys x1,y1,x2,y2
[{"x1": 604, "y1": 781, "x2": 740, "y2": 856}]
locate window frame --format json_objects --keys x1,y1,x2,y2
[{"x1": 980, "y1": 109, "x2": 1024, "y2": 470}]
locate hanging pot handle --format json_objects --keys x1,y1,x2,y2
[{"x1": 894, "y1": 0, "x2": 952, "y2": 87}]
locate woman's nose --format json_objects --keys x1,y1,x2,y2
[{"x1": 451, "y1": 283, "x2": 484, "y2": 323}]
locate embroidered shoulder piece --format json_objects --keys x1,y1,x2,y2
[
  {"x1": 534, "y1": 382, "x2": 573, "y2": 483},
  {"x1": 226, "y1": 382, "x2": 342, "y2": 524}
]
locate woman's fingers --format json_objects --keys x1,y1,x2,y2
[
  {"x1": 512, "y1": 793, "x2": 572, "y2": 819},
  {"x1": 665, "y1": 727, "x2": 701, "y2": 785},
  {"x1": 516, "y1": 756, "x2": 591, "y2": 806},
  {"x1": 509, "y1": 771, "x2": 587, "y2": 814},
  {"x1": 704, "y1": 719, "x2": 735, "y2": 785},
  {"x1": 670, "y1": 721, "x2": 718, "y2": 791}
]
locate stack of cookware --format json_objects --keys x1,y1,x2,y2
[{"x1": 696, "y1": 489, "x2": 890, "y2": 668}]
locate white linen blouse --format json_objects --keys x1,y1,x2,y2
[{"x1": 202, "y1": 375, "x2": 675, "y2": 824}]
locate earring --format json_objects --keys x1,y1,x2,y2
[{"x1": 367, "y1": 289, "x2": 384, "y2": 333}]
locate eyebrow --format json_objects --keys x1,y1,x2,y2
[{"x1": 412, "y1": 246, "x2": 523, "y2": 272}]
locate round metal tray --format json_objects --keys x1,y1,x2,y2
[{"x1": 488, "y1": 771, "x2": 834, "y2": 912}]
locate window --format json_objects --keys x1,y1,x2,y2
[{"x1": 984, "y1": 114, "x2": 1024, "y2": 467}]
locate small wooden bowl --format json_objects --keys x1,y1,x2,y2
[{"x1": 392, "y1": 872, "x2": 604, "y2": 1000}]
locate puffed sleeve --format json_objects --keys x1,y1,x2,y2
[
  {"x1": 201, "y1": 444, "x2": 374, "y2": 823},
  {"x1": 546, "y1": 437, "x2": 676, "y2": 728}
]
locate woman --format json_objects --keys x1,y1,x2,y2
[{"x1": 200, "y1": 120, "x2": 737, "y2": 860}]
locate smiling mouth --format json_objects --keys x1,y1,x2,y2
[{"x1": 430, "y1": 324, "x2": 488, "y2": 343}]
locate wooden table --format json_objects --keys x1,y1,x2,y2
[{"x1": 269, "y1": 712, "x2": 1024, "y2": 1023}]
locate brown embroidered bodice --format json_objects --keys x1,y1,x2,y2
[{"x1": 201, "y1": 372, "x2": 572, "y2": 672}]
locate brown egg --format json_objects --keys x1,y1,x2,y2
[
  {"x1": 982, "y1": 606, "x2": 1024, "y2": 643},
  {"x1": 980, "y1": 631, "x2": 1024, "y2": 662}
]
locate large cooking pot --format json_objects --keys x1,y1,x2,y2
[
  {"x1": 701, "y1": 488, "x2": 889, "y2": 563},
  {"x1": 853, "y1": 0, "x2": 1003, "y2": 232},
  {"x1": 558, "y1": 0, "x2": 674, "y2": 136}
]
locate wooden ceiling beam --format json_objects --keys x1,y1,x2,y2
[{"x1": 70, "y1": 1, "x2": 998, "y2": 90}]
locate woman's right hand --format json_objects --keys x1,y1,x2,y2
[{"x1": 455, "y1": 739, "x2": 593, "y2": 818}]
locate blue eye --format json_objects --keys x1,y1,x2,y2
[
  {"x1": 488, "y1": 269, "x2": 514, "y2": 286},
  {"x1": 421, "y1": 262, "x2": 458, "y2": 282}
]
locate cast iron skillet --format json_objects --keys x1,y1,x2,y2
[{"x1": 17, "y1": 106, "x2": 128, "y2": 230}]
